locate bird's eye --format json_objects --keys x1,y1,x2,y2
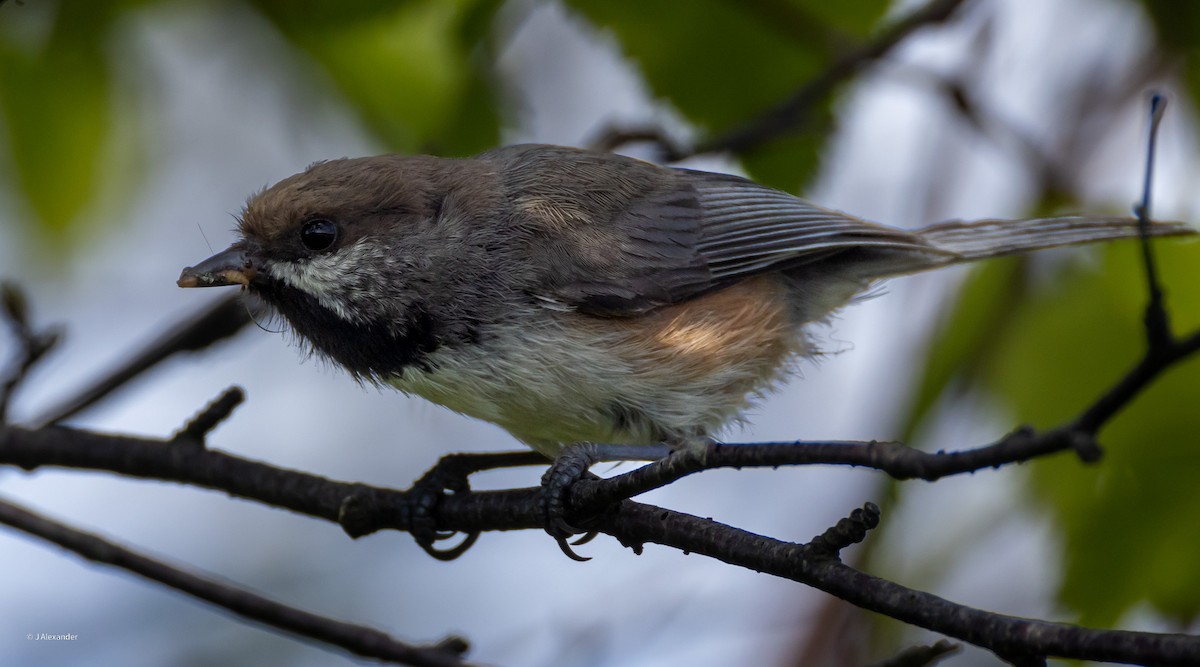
[{"x1": 299, "y1": 219, "x2": 338, "y2": 252}]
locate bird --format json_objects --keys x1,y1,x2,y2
[{"x1": 178, "y1": 143, "x2": 1193, "y2": 460}]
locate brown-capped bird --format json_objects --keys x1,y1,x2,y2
[{"x1": 178, "y1": 144, "x2": 1192, "y2": 457}]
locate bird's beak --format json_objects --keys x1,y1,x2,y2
[{"x1": 178, "y1": 244, "x2": 259, "y2": 288}]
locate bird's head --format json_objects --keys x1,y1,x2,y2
[{"x1": 178, "y1": 156, "x2": 509, "y2": 378}]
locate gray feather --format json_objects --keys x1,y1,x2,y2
[
  {"x1": 914, "y1": 216, "x2": 1192, "y2": 260},
  {"x1": 480, "y1": 145, "x2": 1193, "y2": 318},
  {"x1": 688, "y1": 173, "x2": 949, "y2": 280}
]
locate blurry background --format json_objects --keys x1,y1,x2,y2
[{"x1": 2, "y1": 0, "x2": 1199, "y2": 665}]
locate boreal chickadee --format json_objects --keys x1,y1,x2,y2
[{"x1": 179, "y1": 144, "x2": 1193, "y2": 456}]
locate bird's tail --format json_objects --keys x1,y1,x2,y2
[{"x1": 915, "y1": 216, "x2": 1193, "y2": 263}]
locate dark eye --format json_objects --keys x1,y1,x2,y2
[{"x1": 299, "y1": 219, "x2": 338, "y2": 251}]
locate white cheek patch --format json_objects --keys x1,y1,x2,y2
[{"x1": 267, "y1": 239, "x2": 378, "y2": 324}]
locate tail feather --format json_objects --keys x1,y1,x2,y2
[{"x1": 916, "y1": 216, "x2": 1194, "y2": 262}]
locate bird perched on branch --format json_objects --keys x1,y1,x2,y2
[{"x1": 178, "y1": 143, "x2": 1193, "y2": 458}]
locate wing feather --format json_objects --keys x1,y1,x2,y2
[
  {"x1": 481, "y1": 145, "x2": 947, "y2": 317},
  {"x1": 690, "y1": 175, "x2": 946, "y2": 282}
]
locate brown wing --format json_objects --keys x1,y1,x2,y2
[{"x1": 480, "y1": 145, "x2": 947, "y2": 316}]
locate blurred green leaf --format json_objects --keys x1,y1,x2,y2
[
  {"x1": 564, "y1": 0, "x2": 888, "y2": 189},
  {"x1": 909, "y1": 240, "x2": 1200, "y2": 626},
  {"x1": 250, "y1": 0, "x2": 502, "y2": 155},
  {"x1": 0, "y1": 0, "x2": 117, "y2": 242},
  {"x1": 993, "y1": 242, "x2": 1200, "y2": 626}
]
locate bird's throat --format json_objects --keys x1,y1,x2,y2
[{"x1": 261, "y1": 282, "x2": 442, "y2": 379}]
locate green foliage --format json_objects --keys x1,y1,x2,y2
[
  {"x1": 0, "y1": 0, "x2": 503, "y2": 248},
  {"x1": 3, "y1": 0, "x2": 1200, "y2": 254},
  {"x1": 905, "y1": 241, "x2": 1200, "y2": 626},
  {"x1": 249, "y1": 0, "x2": 503, "y2": 156},
  {"x1": 0, "y1": 0, "x2": 118, "y2": 242},
  {"x1": 563, "y1": 0, "x2": 887, "y2": 191}
]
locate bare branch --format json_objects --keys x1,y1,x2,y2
[
  {"x1": 593, "y1": 0, "x2": 969, "y2": 159},
  {"x1": 587, "y1": 125, "x2": 688, "y2": 161},
  {"x1": 3, "y1": 421, "x2": 1199, "y2": 665},
  {"x1": 1134, "y1": 92, "x2": 1171, "y2": 349},
  {"x1": 0, "y1": 495, "x2": 474, "y2": 667},
  {"x1": 694, "y1": 0, "x2": 968, "y2": 156},
  {"x1": 1, "y1": 282, "x2": 60, "y2": 424},
  {"x1": 805, "y1": 502, "x2": 881, "y2": 558},
  {"x1": 172, "y1": 385, "x2": 246, "y2": 445},
  {"x1": 0, "y1": 423, "x2": 386, "y2": 526},
  {"x1": 577, "y1": 501, "x2": 1200, "y2": 666}
]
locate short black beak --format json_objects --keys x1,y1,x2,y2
[{"x1": 178, "y1": 244, "x2": 258, "y2": 288}]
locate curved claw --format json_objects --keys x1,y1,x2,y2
[
  {"x1": 408, "y1": 457, "x2": 479, "y2": 560},
  {"x1": 407, "y1": 451, "x2": 554, "y2": 561},
  {"x1": 570, "y1": 531, "x2": 599, "y2": 546},
  {"x1": 555, "y1": 536, "x2": 592, "y2": 562},
  {"x1": 541, "y1": 444, "x2": 603, "y2": 558},
  {"x1": 548, "y1": 515, "x2": 585, "y2": 539},
  {"x1": 416, "y1": 531, "x2": 480, "y2": 562}
]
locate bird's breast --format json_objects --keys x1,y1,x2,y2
[{"x1": 389, "y1": 276, "x2": 806, "y2": 456}]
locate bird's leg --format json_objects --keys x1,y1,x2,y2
[
  {"x1": 541, "y1": 442, "x2": 676, "y2": 561},
  {"x1": 408, "y1": 450, "x2": 548, "y2": 560}
]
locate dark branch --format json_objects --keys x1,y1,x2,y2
[
  {"x1": 0, "y1": 283, "x2": 60, "y2": 424},
  {"x1": 3, "y1": 423, "x2": 1199, "y2": 665},
  {"x1": 587, "y1": 125, "x2": 688, "y2": 161},
  {"x1": 693, "y1": 0, "x2": 967, "y2": 156},
  {"x1": 172, "y1": 385, "x2": 246, "y2": 445},
  {"x1": 593, "y1": 0, "x2": 968, "y2": 159},
  {"x1": 1134, "y1": 92, "x2": 1171, "y2": 349},
  {"x1": 805, "y1": 502, "x2": 880, "y2": 558},
  {"x1": 0, "y1": 423, "x2": 391, "y2": 526},
  {"x1": 576, "y1": 501, "x2": 1200, "y2": 666},
  {"x1": 0, "y1": 495, "x2": 473, "y2": 667}
]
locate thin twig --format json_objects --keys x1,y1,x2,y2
[
  {"x1": 0, "y1": 496, "x2": 474, "y2": 667},
  {"x1": 1134, "y1": 92, "x2": 1171, "y2": 349},
  {"x1": 587, "y1": 126, "x2": 688, "y2": 161},
  {"x1": 694, "y1": 0, "x2": 968, "y2": 156},
  {"x1": 591, "y1": 0, "x2": 968, "y2": 159},
  {"x1": 172, "y1": 385, "x2": 246, "y2": 445},
  {"x1": 805, "y1": 502, "x2": 881, "y2": 558},
  {"x1": 0, "y1": 283, "x2": 60, "y2": 424}
]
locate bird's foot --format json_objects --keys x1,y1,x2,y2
[
  {"x1": 540, "y1": 442, "x2": 677, "y2": 560},
  {"x1": 408, "y1": 450, "x2": 546, "y2": 560},
  {"x1": 541, "y1": 443, "x2": 607, "y2": 562},
  {"x1": 408, "y1": 456, "x2": 478, "y2": 561}
]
